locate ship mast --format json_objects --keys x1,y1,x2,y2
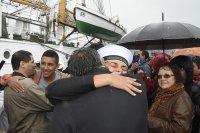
[
  {"x1": 12, "y1": 0, "x2": 50, "y2": 12},
  {"x1": 82, "y1": 0, "x2": 86, "y2": 6},
  {"x1": 57, "y1": 0, "x2": 67, "y2": 42},
  {"x1": 58, "y1": 0, "x2": 66, "y2": 27},
  {"x1": 93, "y1": 0, "x2": 105, "y2": 15}
]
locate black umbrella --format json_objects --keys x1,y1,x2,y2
[{"x1": 117, "y1": 22, "x2": 200, "y2": 50}]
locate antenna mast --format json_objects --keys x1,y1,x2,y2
[{"x1": 162, "y1": 12, "x2": 164, "y2": 21}]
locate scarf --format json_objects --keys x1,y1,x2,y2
[{"x1": 149, "y1": 83, "x2": 184, "y2": 116}]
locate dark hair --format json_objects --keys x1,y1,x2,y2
[
  {"x1": 89, "y1": 42, "x2": 104, "y2": 50},
  {"x1": 11, "y1": 50, "x2": 32, "y2": 70},
  {"x1": 192, "y1": 56, "x2": 200, "y2": 69},
  {"x1": 42, "y1": 50, "x2": 59, "y2": 64},
  {"x1": 170, "y1": 55, "x2": 194, "y2": 85},
  {"x1": 141, "y1": 50, "x2": 150, "y2": 61},
  {"x1": 158, "y1": 63, "x2": 183, "y2": 83},
  {"x1": 68, "y1": 47, "x2": 102, "y2": 76}
]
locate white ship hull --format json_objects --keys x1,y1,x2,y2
[{"x1": 0, "y1": 38, "x2": 77, "y2": 75}]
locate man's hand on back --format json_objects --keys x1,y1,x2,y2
[{"x1": 7, "y1": 77, "x2": 24, "y2": 93}]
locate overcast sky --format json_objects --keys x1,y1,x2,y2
[
  {"x1": 51, "y1": 0, "x2": 200, "y2": 38},
  {"x1": 101, "y1": 0, "x2": 200, "y2": 33}
]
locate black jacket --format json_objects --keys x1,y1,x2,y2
[
  {"x1": 185, "y1": 82, "x2": 200, "y2": 133},
  {"x1": 47, "y1": 67, "x2": 148, "y2": 133}
]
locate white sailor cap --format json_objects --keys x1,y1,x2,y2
[{"x1": 97, "y1": 45, "x2": 133, "y2": 66}]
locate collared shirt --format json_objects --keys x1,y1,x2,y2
[{"x1": 12, "y1": 72, "x2": 26, "y2": 77}]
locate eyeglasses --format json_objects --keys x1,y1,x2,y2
[{"x1": 157, "y1": 74, "x2": 174, "y2": 79}]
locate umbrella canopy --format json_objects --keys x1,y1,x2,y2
[
  {"x1": 117, "y1": 22, "x2": 200, "y2": 50},
  {"x1": 173, "y1": 47, "x2": 200, "y2": 57}
]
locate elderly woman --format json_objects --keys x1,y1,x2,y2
[
  {"x1": 133, "y1": 53, "x2": 172, "y2": 107},
  {"x1": 148, "y1": 63, "x2": 194, "y2": 133}
]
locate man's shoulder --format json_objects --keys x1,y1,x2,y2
[
  {"x1": 5, "y1": 78, "x2": 36, "y2": 93},
  {"x1": 18, "y1": 77, "x2": 35, "y2": 84},
  {"x1": 18, "y1": 78, "x2": 42, "y2": 91}
]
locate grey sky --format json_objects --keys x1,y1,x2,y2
[
  {"x1": 102, "y1": 0, "x2": 200, "y2": 33},
  {"x1": 48, "y1": 0, "x2": 200, "y2": 35}
]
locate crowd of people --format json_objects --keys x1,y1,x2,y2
[
  {"x1": 130, "y1": 50, "x2": 200, "y2": 133},
  {"x1": 0, "y1": 45, "x2": 200, "y2": 133}
]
